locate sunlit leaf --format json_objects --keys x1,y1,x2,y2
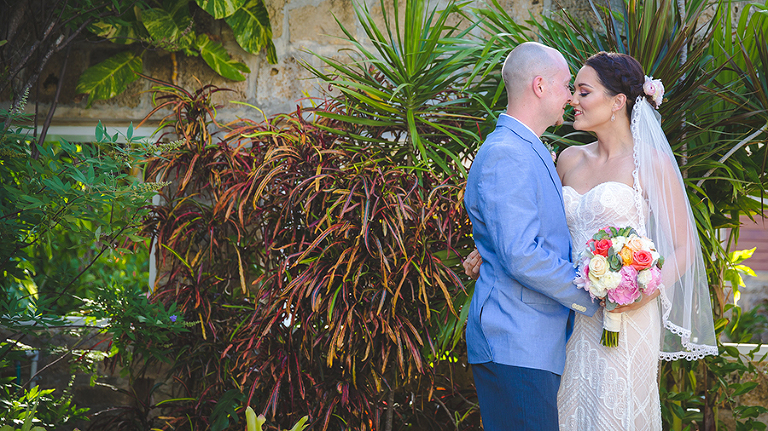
[
  {"x1": 195, "y1": 34, "x2": 250, "y2": 81},
  {"x1": 141, "y1": 7, "x2": 195, "y2": 54},
  {"x1": 224, "y1": 0, "x2": 277, "y2": 63},
  {"x1": 76, "y1": 51, "x2": 142, "y2": 107},
  {"x1": 195, "y1": 0, "x2": 246, "y2": 19},
  {"x1": 88, "y1": 18, "x2": 143, "y2": 45}
]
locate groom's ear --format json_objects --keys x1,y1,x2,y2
[{"x1": 532, "y1": 75, "x2": 546, "y2": 98}]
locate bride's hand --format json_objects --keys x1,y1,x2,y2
[
  {"x1": 609, "y1": 290, "x2": 661, "y2": 313},
  {"x1": 463, "y1": 249, "x2": 482, "y2": 280}
]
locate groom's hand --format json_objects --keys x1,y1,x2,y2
[{"x1": 463, "y1": 249, "x2": 482, "y2": 280}]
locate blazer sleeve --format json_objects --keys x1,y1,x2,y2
[{"x1": 479, "y1": 143, "x2": 598, "y2": 315}]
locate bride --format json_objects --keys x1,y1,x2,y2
[{"x1": 464, "y1": 52, "x2": 718, "y2": 430}]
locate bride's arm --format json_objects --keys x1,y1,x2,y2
[{"x1": 463, "y1": 249, "x2": 481, "y2": 280}]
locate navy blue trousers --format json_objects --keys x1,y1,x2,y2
[{"x1": 472, "y1": 362, "x2": 561, "y2": 431}]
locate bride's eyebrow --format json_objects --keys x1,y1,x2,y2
[{"x1": 576, "y1": 83, "x2": 593, "y2": 89}]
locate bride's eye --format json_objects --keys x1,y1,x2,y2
[{"x1": 579, "y1": 92, "x2": 589, "y2": 97}]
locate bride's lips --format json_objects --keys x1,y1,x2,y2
[{"x1": 574, "y1": 109, "x2": 583, "y2": 117}]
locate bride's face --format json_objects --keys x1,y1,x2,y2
[{"x1": 570, "y1": 66, "x2": 617, "y2": 132}]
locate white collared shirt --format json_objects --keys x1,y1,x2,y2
[{"x1": 500, "y1": 113, "x2": 540, "y2": 140}]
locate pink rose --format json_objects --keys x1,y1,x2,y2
[
  {"x1": 631, "y1": 250, "x2": 653, "y2": 270},
  {"x1": 643, "y1": 76, "x2": 665, "y2": 108},
  {"x1": 643, "y1": 79, "x2": 656, "y2": 96},
  {"x1": 607, "y1": 266, "x2": 641, "y2": 305},
  {"x1": 594, "y1": 239, "x2": 612, "y2": 257}
]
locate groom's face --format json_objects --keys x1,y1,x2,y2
[{"x1": 547, "y1": 60, "x2": 574, "y2": 127}]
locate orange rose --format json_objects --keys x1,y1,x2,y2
[
  {"x1": 618, "y1": 246, "x2": 634, "y2": 266},
  {"x1": 631, "y1": 250, "x2": 653, "y2": 270}
]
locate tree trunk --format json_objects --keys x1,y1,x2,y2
[{"x1": 385, "y1": 384, "x2": 395, "y2": 431}]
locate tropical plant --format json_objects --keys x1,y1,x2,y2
[
  {"x1": 0, "y1": 0, "x2": 276, "y2": 151},
  {"x1": 240, "y1": 120, "x2": 471, "y2": 430},
  {"x1": 0, "y1": 97, "x2": 160, "y2": 319},
  {"x1": 77, "y1": 0, "x2": 277, "y2": 106},
  {"x1": 0, "y1": 380, "x2": 88, "y2": 430},
  {"x1": 132, "y1": 62, "x2": 480, "y2": 429},
  {"x1": 304, "y1": 0, "x2": 484, "y2": 177},
  {"x1": 0, "y1": 0, "x2": 147, "y2": 118},
  {"x1": 0, "y1": 91, "x2": 189, "y2": 431}
]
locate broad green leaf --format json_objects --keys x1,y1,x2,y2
[
  {"x1": 729, "y1": 247, "x2": 756, "y2": 264},
  {"x1": 734, "y1": 264, "x2": 757, "y2": 277},
  {"x1": 163, "y1": 0, "x2": 193, "y2": 20},
  {"x1": 76, "y1": 51, "x2": 142, "y2": 107},
  {"x1": 196, "y1": 34, "x2": 250, "y2": 81},
  {"x1": 88, "y1": 13, "x2": 143, "y2": 45},
  {"x1": 141, "y1": 7, "x2": 195, "y2": 54},
  {"x1": 731, "y1": 382, "x2": 759, "y2": 397},
  {"x1": 195, "y1": 0, "x2": 246, "y2": 19},
  {"x1": 224, "y1": 0, "x2": 277, "y2": 64}
]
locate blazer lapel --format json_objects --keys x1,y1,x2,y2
[
  {"x1": 496, "y1": 116, "x2": 565, "y2": 205},
  {"x1": 530, "y1": 139, "x2": 565, "y2": 205}
]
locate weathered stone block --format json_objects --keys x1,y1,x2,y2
[
  {"x1": 266, "y1": 0, "x2": 287, "y2": 38},
  {"x1": 289, "y1": 0, "x2": 357, "y2": 45}
]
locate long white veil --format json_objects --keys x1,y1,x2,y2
[{"x1": 630, "y1": 96, "x2": 719, "y2": 360}]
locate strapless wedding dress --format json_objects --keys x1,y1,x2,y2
[{"x1": 557, "y1": 181, "x2": 662, "y2": 431}]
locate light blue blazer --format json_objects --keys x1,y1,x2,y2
[{"x1": 464, "y1": 115, "x2": 598, "y2": 375}]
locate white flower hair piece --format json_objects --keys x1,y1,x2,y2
[{"x1": 643, "y1": 75, "x2": 665, "y2": 109}]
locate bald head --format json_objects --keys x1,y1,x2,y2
[
  {"x1": 502, "y1": 42, "x2": 567, "y2": 103},
  {"x1": 500, "y1": 42, "x2": 572, "y2": 136}
]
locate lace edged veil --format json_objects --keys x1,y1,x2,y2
[{"x1": 630, "y1": 97, "x2": 719, "y2": 360}]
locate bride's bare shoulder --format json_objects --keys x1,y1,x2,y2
[{"x1": 556, "y1": 143, "x2": 595, "y2": 178}]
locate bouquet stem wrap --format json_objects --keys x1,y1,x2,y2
[{"x1": 601, "y1": 311, "x2": 622, "y2": 347}]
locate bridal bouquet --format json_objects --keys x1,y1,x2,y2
[{"x1": 574, "y1": 226, "x2": 664, "y2": 347}]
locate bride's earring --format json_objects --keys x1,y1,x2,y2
[{"x1": 611, "y1": 112, "x2": 615, "y2": 122}]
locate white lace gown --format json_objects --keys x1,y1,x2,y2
[{"x1": 557, "y1": 181, "x2": 662, "y2": 431}]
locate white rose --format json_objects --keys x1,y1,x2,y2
[
  {"x1": 650, "y1": 250, "x2": 660, "y2": 263},
  {"x1": 589, "y1": 277, "x2": 608, "y2": 298},
  {"x1": 588, "y1": 255, "x2": 608, "y2": 282},
  {"x1": 601, "y1": 271, "x2": 622, "y2": 290},
  {"x1": 640, "y1": 237, "x2": 655, "y2": 250},
  {"x1": 637, "y1": 269, "x2": 652, "y2": 287},
  {"x1": 611, "y1": 236, "x2": 627, "y2": 254}
]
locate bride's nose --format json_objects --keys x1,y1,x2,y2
[{"x1": 569, "y1": 97, "x2": 579, "y2": 107}]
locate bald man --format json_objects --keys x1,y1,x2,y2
[{"x1": 463, "y1": 42, "x2": 598, "y2": 430}]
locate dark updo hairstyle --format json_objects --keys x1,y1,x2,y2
[{"x1": 584, "y1": 52, "x2": 654, "y2": 117}]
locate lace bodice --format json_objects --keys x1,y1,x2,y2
[
  {"x1": 558, "y1": 181, "x2": 661, "y2": 431},
  {"x1": 563, "y1": 181, "x2": 646, "y2": 260}
]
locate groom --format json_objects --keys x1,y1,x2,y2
[{"x1": 463, "y1": 42, "x2": 598, "y2": 430}]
